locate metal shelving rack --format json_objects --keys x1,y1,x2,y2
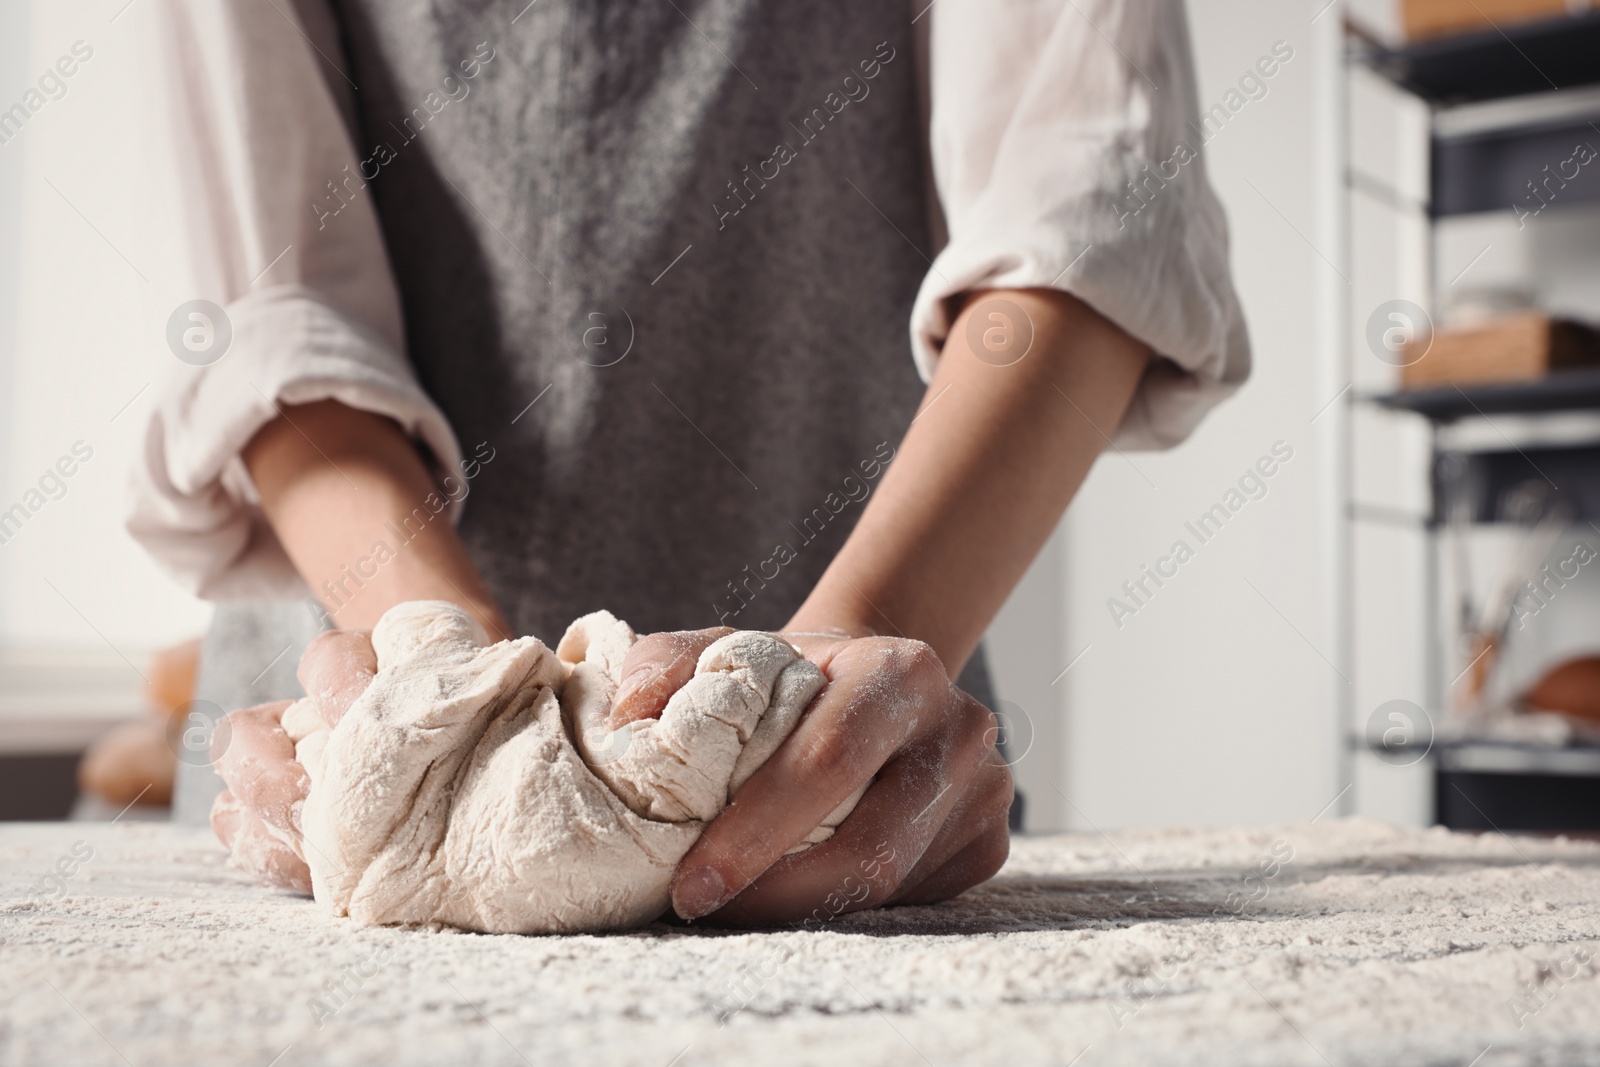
[{"x1": 1349, "y1": 12, "x2": 1600, "y2": 832}]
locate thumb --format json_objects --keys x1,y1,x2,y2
[{"x1": 610, "y1": 627, "x2": 734, "y2": 727}]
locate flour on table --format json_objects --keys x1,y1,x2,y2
[{"x1": 286, "y1": 601, "x2": 858, "y2": 935}]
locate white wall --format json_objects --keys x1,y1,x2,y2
[
  {"x1": 0, "y1": 1, "x2": 212, "y2": 656},
  {"x1": 0, "y1": 2, "x2": 31, "y2": 628}
]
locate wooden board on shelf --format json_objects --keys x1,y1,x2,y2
[
  {"x1": 1401, "y1": 311, "x2": 1600, "y2": 390},
  {"x1": 1401, "y1": 0, "x2": 1589, "y2": 40}
]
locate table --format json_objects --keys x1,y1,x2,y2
[{"x1": 3, "y1": 820, "x2": 1597, "y2": 1066}]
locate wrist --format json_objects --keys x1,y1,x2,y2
[
  {"x1": 781, "y1": 592, "x2": 879, "y2": 641},
  {"x1": 788, "y1": 575, "x2": 972, "y2": 680},
  {"x1": 310, "y1": 530, "x2": 510, "y2": 640}
]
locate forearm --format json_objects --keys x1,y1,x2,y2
[
  {"x1": 243, "y1": 400, "x2": 509, "y2": 638},
  {"x1": 786, "y1": 289, "x2": 1151, "y2": 676}
]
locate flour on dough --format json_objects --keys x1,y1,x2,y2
[{"x1": 289, "y1": 601, "x2": 860, "y2": 934}]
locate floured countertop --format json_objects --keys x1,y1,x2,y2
[{"x1": 2, "y1": 818, "x2": 1598, "y2": 1066}]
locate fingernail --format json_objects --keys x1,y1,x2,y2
[{"x1": 673, "y1": 866, "x2": 728, "y2": 920}]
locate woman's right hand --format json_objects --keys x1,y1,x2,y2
[{"x1": 209, "y1": 630, "x2": 378, "y2": 893}]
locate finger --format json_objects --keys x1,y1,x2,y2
[
  {"x1": 670, "y1": 637, "x2": 951, "y2": 920},
  {"x1": 885, "y1": 760, "x2": 1014, "y2": 905},
  {"x1": 297, "y1": 630, "x2": 377, "y2": 727},
  {"x1": 890, "y1": 807, "x2": 1011, "y2": 907},
  {"x1": 214, "y1": 700, "x2": 307, "y2": 837},
  {"x1": 610, "y1": 627, "x2": 733, "y2": 727},
  {"x1": 705, "y1": 701, "x2": 999, "y2": 926},
  {"x1": 215, "y1": 793, "x2": 312, "y2": 893},
  {"x1": 211, "y1": 786, "x2": 311, "y2": 892},
  {"x1": 210, "y1": 788, "x2": 243, "y2": 851}
]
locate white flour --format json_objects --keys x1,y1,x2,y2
[{"x1": 2, "y1": 818, "x2": 1597, "y2": 1066}]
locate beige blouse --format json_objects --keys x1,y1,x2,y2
[{"x1": 127, "y1": 0, "x2": 1250, "y2": 599}]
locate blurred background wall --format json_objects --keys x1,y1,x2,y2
[{"x1": 0, "y1": 0, "x2": 212, "y2": 652}]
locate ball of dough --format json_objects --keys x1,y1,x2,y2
[{"x1": 293, "y1": 601, "x2": 859, "y2": 934}]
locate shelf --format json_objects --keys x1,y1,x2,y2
[
  {"x1": 1436, "y1": 741, "x2": 1600, "y2": 776},
  {"x1": 1432, "y1": 108, "x2": 1600, "y2": 217},
  {"x1": 1371, "y1": 376, "x2": 1600, "y2": 523},
  {"x1": 1353, "y1": 738, "x2": 1600, "y2": 831},
  {"x1": 1437, "y1": 765, "x2": 1600, "y2": 832},
  {"x1": 1433, "y1": 444, "x2": 1600, "y2": 523},
  {"x1": 1355, "y1": 735, "x2": 1600, "y2": 772},
  {"x1": 1362, "y1": 12, "x2": 1600, "y2": 105},
  {"x1": 1370, "y1": 369, "x2": 1600, "y2": 422}
]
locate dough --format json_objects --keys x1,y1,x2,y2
[{"x1": 285, "y1": 601, "x2": 861, "y2": 934}]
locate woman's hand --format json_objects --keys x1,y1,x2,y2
[
  {"x1": 221, "y1": 618, "x2": 1013, "y2": 925},
  {"x1": 612, "y1": 629, "x2": 1013, "y2": 925},
  {"x1": 209, "y1": 630, "x2": 378, "y2": 892}
]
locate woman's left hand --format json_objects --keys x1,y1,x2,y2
[{"x1": 210, "y1": 630, "x2": 378, "y2": 893}]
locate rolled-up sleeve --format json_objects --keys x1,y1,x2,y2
[
  {"x1": 917, "y1": 0, "x2": 1251, "y2": 449},
  {"x1": 127, "y1": 0, "x2": 462, "y2": 601}
]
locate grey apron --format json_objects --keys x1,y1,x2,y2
[{"x1": 179, "y1": 0, "x2": 1000, "y2": 823}]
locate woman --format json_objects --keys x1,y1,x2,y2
[{"x1": 130, "y1": 0, "x2": 1247, "y2": 923}]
